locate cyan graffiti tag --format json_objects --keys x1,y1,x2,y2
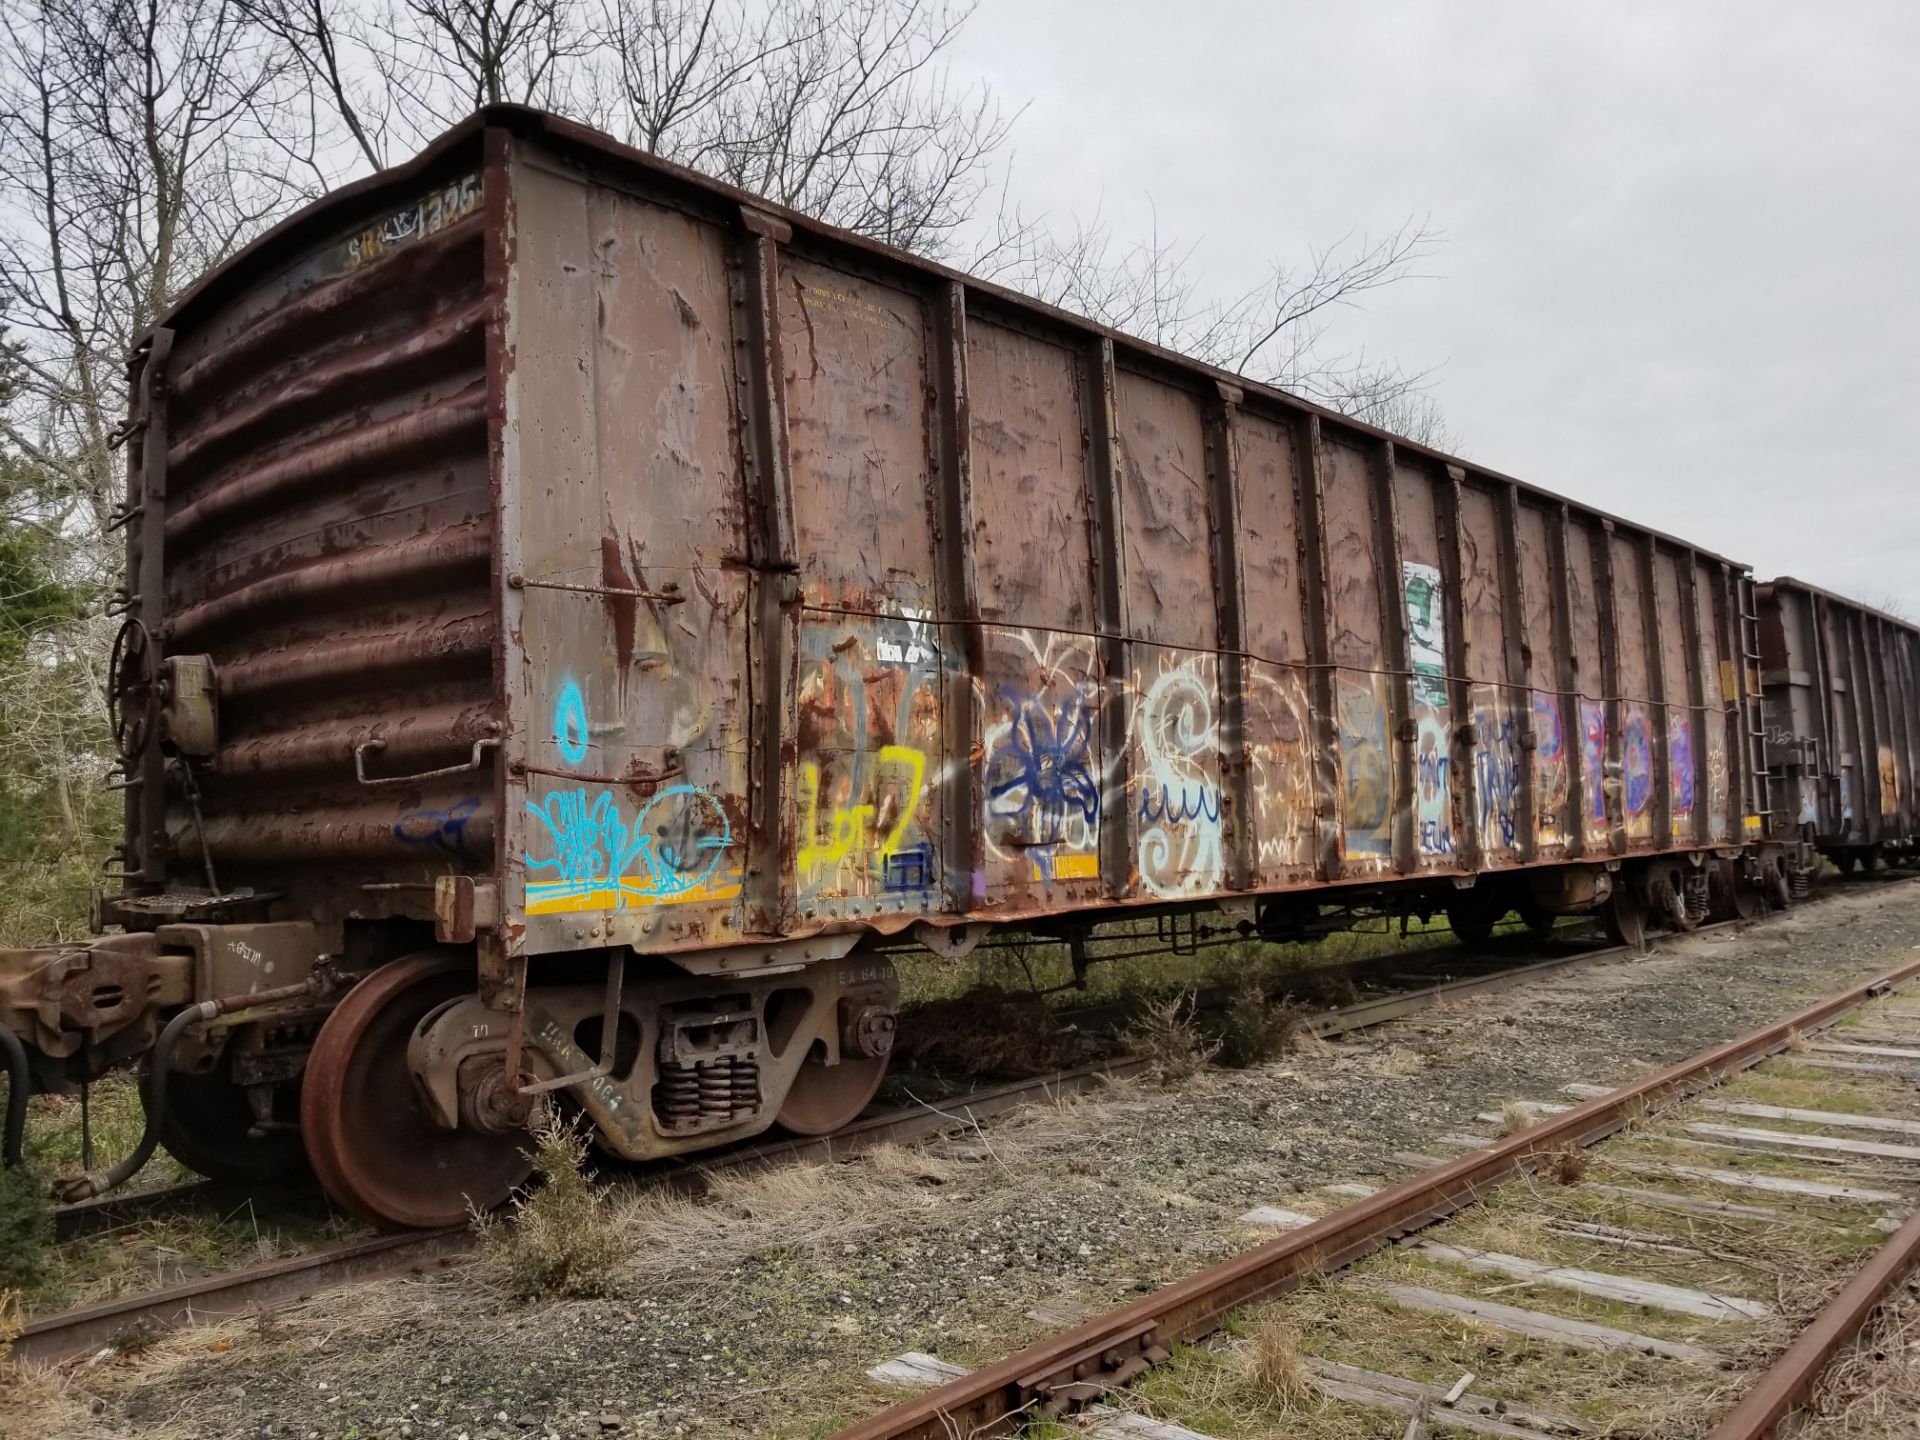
[
  {"x1": 525, "y1": 782, "x2": 731, "y2": 906},
  {"x1": 553, "y1": 678, "x2": 590, "y2": 765},
  {"x1": 527, "y1": 680, "x2": 731, "y2": 907}
]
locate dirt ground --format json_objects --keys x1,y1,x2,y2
[{"x1": 6, "y1": 879, "x2": 1920, "y2": 1440}]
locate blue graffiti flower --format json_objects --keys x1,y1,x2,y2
[{"x1": 988, "y1": 688, "x2": 1099, "y2": 843}]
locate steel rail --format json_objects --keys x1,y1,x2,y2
[
  {"x1": 51, "y1": 1175, "x2": 323, "y2": 1243},
  {"x1": 827, "y1": 955, "x2": 1920, "y2": 1439},
  {"x1": 8, "y1": 1064, "x2": 1147, "y2": 1367},
  {"x1": 1706, "y1": 1206, "x2": 1920, "y2": 1439}
]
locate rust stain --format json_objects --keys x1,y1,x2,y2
[{"x1": 600, "y1": 533, "x2": 639, "y2": 683}]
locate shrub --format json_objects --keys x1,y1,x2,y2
[
  {"x1": 1209, "y1": 986, "x2": 1304, "y2": 1070},
  {"x1": 0, "y1": 1162, "x2": 51, "y2": 1291},
  {"x1": 478, "y1": 1116, "x2": 624, "y2": 1299},
  {"x1": 1129, "y1": 995, "x2": 1217, "y2": 1085}
]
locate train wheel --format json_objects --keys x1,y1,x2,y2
[
  {"x1": 1712, "y1": 857, "x2": 1759, "y2": 921},
  {"x1": 1446, "y1": 896, "x2": 1504, "y2": 949},
  {"x1": 776, "y1": 1045, "x2": 889, "y2": 1135},
  {"x1": 1445, "y1": 907, "x2": 1496, "y2": 948},
  {"x1": 1601, "y1": 890, "x2": 1648, "y2": 951},
  {"x1": 301, "y1": 952, "x2": 533, "y2": 1230},
  {"x1": 1515, "y1": 898, "x2": 1558, "y2": 938},
  {"x1": 156, "y1": 1058, "x2": 307, "y2": 1185}
]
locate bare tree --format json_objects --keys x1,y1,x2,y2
[
  {"x1": 0, "y1": 0, "x2": 308, "y2": 892},
  {"x1": 601, "y1": 0, "x2": 1014, "y2": 255},
  {"x1": 974, "y1": 196, "x2": 1451, "y2": 445},
  {"x1": 0, "y1": 0, "x2": 303, "y2": 528}
]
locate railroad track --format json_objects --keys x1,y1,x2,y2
[
  {"x1": 19, "y1": 876, "x2": 1917, "y2": 1374},
  {"x1": 843, "y1": 957, "x2": 1920, "y2": 1440},
  {"x1": 11, "y1": 914, "x2": 1688, "y2": 1368}
]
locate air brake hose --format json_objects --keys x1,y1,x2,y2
[
  {"x1": 58, "y1": 974, "x2": 330, "y2": 1202},
  {"x1": 0, "y1": 1018, "x2": 29, "y2": 1168}
]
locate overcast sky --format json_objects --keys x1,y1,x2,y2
[{"x1": 949, "y1": 2, "x2": 1920, "y2": 614}]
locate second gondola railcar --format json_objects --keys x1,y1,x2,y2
[{"x1": 1758, "y1": 576, "x2": 1920, "y2": 874}]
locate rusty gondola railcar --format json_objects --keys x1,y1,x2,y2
[
  {"x1": 1757, "y1": 577, "x2": 1920, "y2": 876},
  {"x1": 0, "y1": 107, "x2": 1797, "y2": 1227}
]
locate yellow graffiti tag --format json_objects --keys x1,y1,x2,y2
[{"x1": 795, "y1": 745, "x2": 926, "y2": 883}]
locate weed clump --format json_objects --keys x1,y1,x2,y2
[
  {"x1": 1496, "y1": 1101, "x2": 1538, "y2": 1138},
  {"x1": 1209, "y1": 986, "x2": 1304, "y2": 1070},
  {"x1": 1129, "y1": 995, "x2": 1217, "y2": 1085},
  {"x1": 1551, "y1": 1144, "x2": 1590, "y2": 1185},
  {"x1": 1242, "y1": 1314, "x2": 1314, "y2": 1407},
  {"x1": 477, "y1": 1117, "x2": 624, "y2": 1299}
]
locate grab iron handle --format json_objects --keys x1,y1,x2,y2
[{"x1": 354, "y1": 733, "x2": 502, "y2": 787}]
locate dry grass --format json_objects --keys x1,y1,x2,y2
[
  {"x1": 1368, "y1": 1044, "x2": 1426, "y2": 1077},
  {"x1": 0, "y1": 1288, "x2": 17, "y2": 1364},
  {"x1": 1496, "y1": 1100, "x2": 1539, "y2": 1137},
  {"x1": 602, "y1": 1143, "x2": 967, "y2": 1291},
  {"x1": 1241, "y1": 1314, "x2": 1313, "y2": 1407},
  {"x1": 1128, "y1": 994, "x2": 1218, "y2": 1085},
  {"x1": 1786, "y1": 1025, "x2": 1809, "y2": 1052},
  {"x1": 1550, "y1": 1143, "x2": 1591, "y2": 1185},
  {"x1": 0, "y1": 1360, "x2": 109, "y2": 1440},
  {"x1": 475, "y1": 1116, "x2": 624, "y2": 1299},
  {"x1": 1794, "y1": 1277, "x2": 1920, "y2": 1436}
]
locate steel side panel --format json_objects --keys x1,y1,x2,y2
[
  {"x1": 1324, "y1": 442, "x2": 1392, "y2": 871},
  {"x1": 968, "y1": 319, "x2": 1102, "y2": 909},
  {"x1": 1235, "y1": 413, "x2": 1315, "y2": 886},
  {"x1": 1392, "y1": 465, "x2": 1456, "y2": 869},
  {"x1": 1609, "y1": 532, "x2": 1656, "y2": 847},
  {"x1": 506, "y1": 159, "x2": 754, "y2": 952},
  {"x1": 1114, "y1": 371, "x2": 1224, "y2": 898},
  {"x1": 1565, "y1": 522, "x2": 1610, "y2": 852},
  {"x1": 1459, "y1": 483, "x2": 1519, "y2": 863},
  {"x1": 784, "y1": 260, "x2": 945, "y2": 922},
  {"x1": 1517, "y1": 502, "x2": 1570, "y2": 857},
  {"x1": 1654, "y1": 551, "x2": 1694, "y2": 845},
  {"x1": 1693, "y1": 558, "x2": 1732, "y2": 842}
]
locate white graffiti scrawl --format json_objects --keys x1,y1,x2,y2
[{"x1": 1135, "y1": 663, "x2": 1223, "y2": 898}]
